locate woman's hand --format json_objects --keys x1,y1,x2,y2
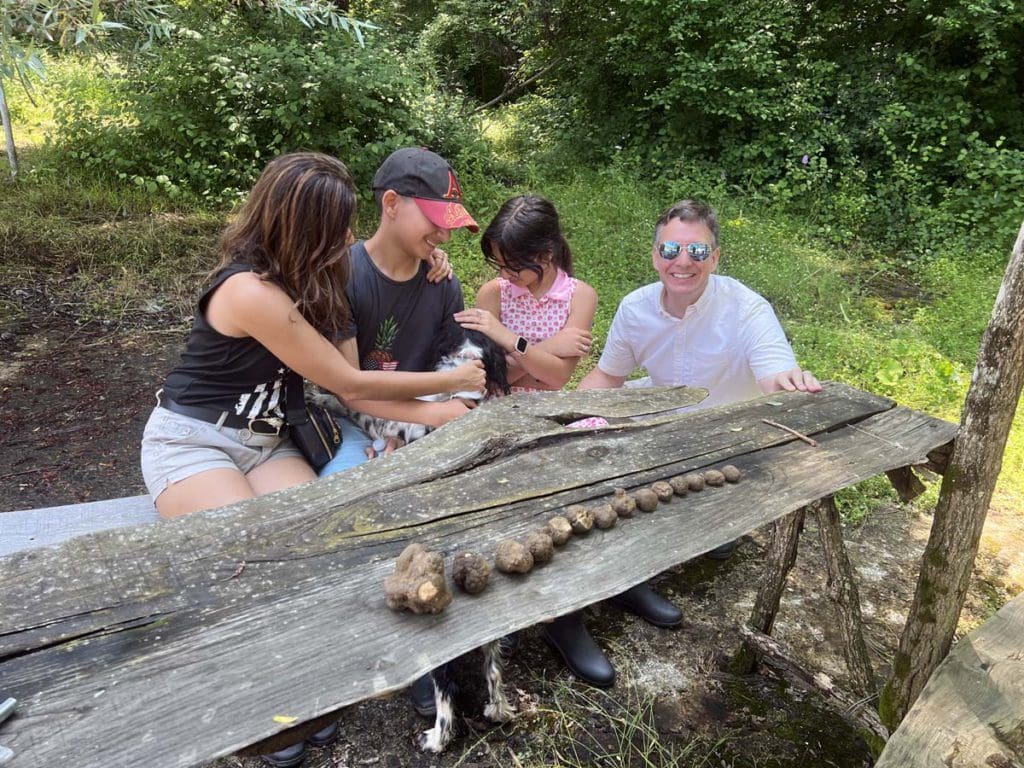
[
  {"x1": 424, "y1": 248, "x2": 454, "y2": 283},
  {"x1": 541, "y1": 326, "x2": 592, "y2": 358},
  {"x1": 454, "y1": 308, "x2": 516, "y2": 350},
  {"x1": 448, "y1": 359, "x2": 487, "y2": 394}
]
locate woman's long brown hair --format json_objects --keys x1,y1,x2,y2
[{"x1": 216, "y1": 152, "x2": 356, "y2": 337}]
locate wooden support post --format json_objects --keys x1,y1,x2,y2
[
  {"x1": 738, "y1": 626, "x2": 889, "y2": 746},
  {"x1": 731, "y1": 506, "x2": 806, "y2": 674},
  {"x1": 880, "y1": 218, "x2": 1024, "y2": 729},
  {"x1": 884, "y1": 466, "x2": 927, "y2": 503},
  {"x1": 814, "y1": 496, "x2": 876, "y2": 696}
]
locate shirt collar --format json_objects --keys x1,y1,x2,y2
[
  {"x1": 656, "y1": 275, "x2": 717, "y2": 319},
  {"x1": 504, "y1": 268, "x2": 573, "y2": 301}
]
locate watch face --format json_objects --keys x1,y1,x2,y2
[{"x1": 516, "y1": 336, "x2": 528, "y2": 354}]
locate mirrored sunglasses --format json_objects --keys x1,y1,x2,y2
[{"x1": 658, "y1": 241, "x2": 713, "y2": 262}]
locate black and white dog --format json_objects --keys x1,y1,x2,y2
[
  {"x1": 311, "y1": 325, "x2": 510, "y2": 447},
  {"x1": 310, "y1": 325, "x2": 515, "y2": 752}
]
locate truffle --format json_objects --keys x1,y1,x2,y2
[
  {"x1": 546, "y1": 516, "x2": 573, "y2": 545},
  {"x1": 684, "y1": 472, "x2": 706, "y2": 491},
  {"x1": 611, "y1": 488, "x2": 637, "y2": 518},
  {"x1": 704, "y1": 469, "x2": 726, "y2": 487},
  {"x1": 525, "y1": 531, "x2": 555, "y2": 564},
  {"x1": 384, "y1": 543, "x2": 453, "y2": 614},
  {"x1": 668, "y1": 476, "x2": 690, "y2": 497},
  {"x1": 591, "y1": 503, "x2": 617, "y2": 529},
  {"x1": 495, "y1": 539, "x2": 534, "y2": 574},
  {"x1": 651, "y1": 481, "x2": 675, "y2": 502},
  {"x1": 634, "y1": 487, "x2": 659, "y2": 512},
  {"x1": 569, "y1": 506, "x2": 594, "y2": 534},
  {"x1": 452, "y1": 551, "x2": 491, "y2": 595},
  {"x1": 722, "y1": 465, "x2": 743, "y2": 483}
]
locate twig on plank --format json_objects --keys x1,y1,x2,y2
[
  {"x1": 761, "y1": 418, "x2": 818, "y2": 446},
  {"x1": 220, "y1": 561, "x2": 246, "y2": 581}
]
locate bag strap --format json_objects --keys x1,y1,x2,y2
[{"x1": 284, "y1": 369, "x2": 309, "y2": 427}]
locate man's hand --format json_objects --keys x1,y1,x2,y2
[
  {"x1": 424, "y1": 247, "x2": 454, "y2": 283},
  {"x1": 758, "y1": 367, "x2": 822, "y2": 394}
]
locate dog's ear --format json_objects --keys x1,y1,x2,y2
[
  {"x1": 432, "y1": 320, "x2": 467, "y2": 367},
  {"x1": 481, "y1": 335, "x2": 512, "y2": 396}
]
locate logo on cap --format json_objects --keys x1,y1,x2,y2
[{"x1": 444, "y1": 170, "x2": 462, "y2": 201}]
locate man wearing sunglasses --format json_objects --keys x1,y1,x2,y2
[{"x1": 545, "y1": 199, "x2": 821, "y2": 687}]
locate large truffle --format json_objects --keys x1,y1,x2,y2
[
  {"x1": 722, "y1": 465, "x2": 743, "y2": 483},
  {"x1": 634, "y1": 487, "x2": 659, "y2": 512},
  {"x1": 452, "y1": 551, "x2": 491, "y2": 595},
  {"x1": 591, "y1": 503, "x2": 617, "y2": 529},
  {"x1": 669, "y1": 476, "x2": 690, "y2": 497},
  {"x1": 495, "y1": 539, "x2": 534, "y2": 574},
  {"x1": 546, "y1": 516, "x2": 573, "y2": 545},
  {"x1": 384, "y1": 543, "x2": 453, "y2": 614},
  {"x1": 611, "y1": 488, "x2": 637, "y2": 518},
  {"x1": 684, "y1": 472, "x2": 706, "y2": 491},
  {"x1": 704, "y1": 469, "x2": 726, "y2": 487},
  {"x1": 568, "y1": 506, "x2": 594, "y2": 534},
  {"x1": 525, "y1": 531, "x2": 555, "y2": 564},
  {"x1": 651, "y1": 481, "x2": 675, "y2": 502}
]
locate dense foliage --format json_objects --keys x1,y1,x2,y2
[
  {"x1": 49, "y1": 3, "x2": 483, "y2": 198},
  {"x1": 396, "y1": 0, "x2": 1024, "y2": 253}
]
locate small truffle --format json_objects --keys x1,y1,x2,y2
[
  {"x1": 668, "y1": 476, "x2": 690, "y2": 497},
  {"x1": 452, "y1": 551, "x2": 490, "y2": 595},
  {"x1": 704, "y1": 469, "x2": 726, "y2": 487},
  {"x1": 591, "y1": 503, "x2": 617, "y2": 529},
  {"x1": 495, "y1": 539, "x2": 534, "y2": 574},
  {"x1": 684, "y1": 472, "x2": 706, "y2": 491},
  {"x1": 546, "y1": 516, "x2": 573, "y2": 545},
  {"x1": 569, "y1": 506, "x2": 594, "y2": 534},
  {"x1": 651, "y1": 481, "x2": 675, "y2": 502},
  {"x1": 611, "y1": 488, "x2": 637, "y2": 518},
  {"x1": 634, "y1": 487, "x2": 659, "y2": 512},
  {"x1": 384, "y1": 543, "x2": 453, "y2": 614},
  {"x1": 525, "y1": 531, "x2": 555, "y2": 564},
  {"x1": 722, "y1": 465, "x2": 743, "y2": 483}
]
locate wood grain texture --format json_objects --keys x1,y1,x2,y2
[
  {"x1": 876, "y1": 592, "x2": 1024, "y2": 767},
  {"x1": 0, "y1": 383, "x2": 956, "y2": 768}
]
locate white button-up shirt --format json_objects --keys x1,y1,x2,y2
[{"x1": 598, "y1": 275, "x2": 797, "y2": 410}]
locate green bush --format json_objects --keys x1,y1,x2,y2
[{"x1": 50, "y1": 7, "x2": 488, "y2": 199}]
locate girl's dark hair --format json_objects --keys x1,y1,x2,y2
[
  {"x1": 215, "y1": 152, "x2": 357, "y2": 337},
  {"x1": 480, "y1": 195, "x2": 573, "y2": 281}
]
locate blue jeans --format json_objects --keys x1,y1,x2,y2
[{"x1": 318, "y1": 418, "x2": 373, "y2": 476}]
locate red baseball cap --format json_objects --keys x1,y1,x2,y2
[{"x1": 372, "y1": 147, "x2": 479, "y2": 232}]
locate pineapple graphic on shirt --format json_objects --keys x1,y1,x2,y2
[{"x1": 364, "y1": 315, "x2": 400, "y2": 371}]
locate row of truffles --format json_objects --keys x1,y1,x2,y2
[{"x1": 383, "y1": 465, "x2": 743, "y2": 614}]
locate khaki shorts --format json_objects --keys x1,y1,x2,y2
[{"x1": 140, "y1": 407, "x2": 305, "y2": 501}]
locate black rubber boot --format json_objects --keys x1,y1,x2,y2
[
  {"x1": 610, "y1": 583, "x2": 683, "y2": 628},
  {"x1": 706, "y1": 539, "x2": 739, "y2": 561},
  {"x1": 260, "y1": 741, "x2": 306, "y2": 768},
  {"x1": 542, "y1": 611, "x2": 615, "y2": 688},
  {"x1": 409, "y1": 671, "x2": 437, "y2": 718}
]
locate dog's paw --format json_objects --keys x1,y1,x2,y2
[
  {"x1": 418, "y1": 727, "x2": 447, "y2": 754},
  {"x1": 483, "y1": 700, "x2": 516, "y2": 723}
]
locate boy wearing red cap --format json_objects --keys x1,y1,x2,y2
[{"x1": 318, "y1": 147, "x2": 479, "y2": 469}]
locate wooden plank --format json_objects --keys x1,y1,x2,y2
[
  {"x1": 876, "y1": 592, "x2": 1024, "y2": 767},
  {"x1": 0, "y1": 384, "x2": 955, "y2": 768},
  {"x1": 0, "y1": 496, "x2": 157, "y2": 557}
]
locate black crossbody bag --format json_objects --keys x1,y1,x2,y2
[{"x1": 285, "y1": 371, "x2": 342, "y2": 471}]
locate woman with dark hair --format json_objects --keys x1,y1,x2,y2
[
  {"x1": 454, "y1": 194, "x2": 597, "y2": 392},
  {"x1": 141, "y1": 152, "x2": 484, "y2": 521}
]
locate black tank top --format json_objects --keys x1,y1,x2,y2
[{"x1": 161, "y1": 263, "x2": 290, "y2": 420}]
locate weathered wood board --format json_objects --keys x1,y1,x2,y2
[
  {"x1": 0, "y1": 383, "x2": 957, "y2": 768},
  {"x1": 0, "y1": 495, "x2": 158, "y2": 556},
  {"x1": 876, "y1": 591, "x2": 1024, "y2": 768}
]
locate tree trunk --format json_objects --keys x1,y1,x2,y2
[
  {"x1": 0, "y1": 78, "x2": 18, "y2": 180},
  {"x1": 879, "y1": 218, "x2": 1024, "y2": 729}
]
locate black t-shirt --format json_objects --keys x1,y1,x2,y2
[
  {"x1": 343, "y1": 241, "x2": 464, "y2": 372},
  {"x1": 162, "y1": 262, "x2": 289, "y2": 419}
]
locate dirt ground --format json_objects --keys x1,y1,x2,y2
[{"x1": 3, "y1": 311, "x2": 1023, "y2": 768}]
